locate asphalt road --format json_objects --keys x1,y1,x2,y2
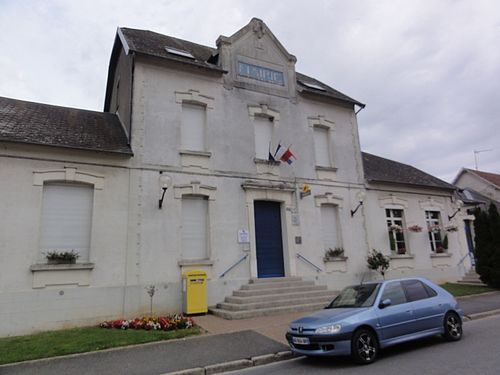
[
  {"x1": 226, "y1": 314, "x2": 500, "y2": 375},
  {"x1": 0, "y1": 331, "x2": 287, "y2": 375}
]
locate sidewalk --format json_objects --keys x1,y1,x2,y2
[{"x1": 1, "y1": 292, "x2": 500, "y2": 375}]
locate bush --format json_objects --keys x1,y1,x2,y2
[{"x1": 474, "y1": 204, "x2": 500, "y2": 288}]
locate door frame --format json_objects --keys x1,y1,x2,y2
[{"x1": 243, "y1": 184, "x2": 296, "y2": 279}]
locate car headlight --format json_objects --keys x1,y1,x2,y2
[{"x1": 315, "y1": 324, "x2": 342, "y2": 334}]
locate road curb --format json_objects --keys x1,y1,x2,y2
[
  {"x1": 162, "y1": 351, "x2": 296, "y2": 375},
  {"x1": 456, "y1": 291, "x2": 500, "y2": 300},
  {"x1": 465, "y1": 308, "x2": 500, "y2": 321}
]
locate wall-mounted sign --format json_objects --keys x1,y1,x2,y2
[
  {"x1": 237, "y1": 61, "x2": 285, "y2": 86},
  {"x1": 238, "y1": 229, "x2": 250, "y2": 244}
]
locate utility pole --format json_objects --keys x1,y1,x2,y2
[{"x1": 473, "y1": 149, "x2": 493, "y2": 170}]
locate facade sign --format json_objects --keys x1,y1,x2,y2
[
  {"x1": 237, "y1": 61, "x2": 285, "y2": 86},
  {"x1": 238, "y1": 229, "x2": 250, "y2": 244}
]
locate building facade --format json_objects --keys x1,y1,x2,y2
[{"x1": 0, "y1": 19, "x2": 471, "y2": 336}]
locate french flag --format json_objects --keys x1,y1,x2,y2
[{"x1": 279, "y1": 147, "x2": 296, "y2": 165}]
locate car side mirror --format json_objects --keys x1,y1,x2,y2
[{"x1": 379, "y1": 299, "x2": 392, "y2": 309}]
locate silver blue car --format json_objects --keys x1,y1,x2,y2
[{"x1": 286, "y1": 277, "x2": 463, "y2": 364}]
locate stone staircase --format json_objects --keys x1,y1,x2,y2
[
  {"x1": 457, "y1": 269, "x2": 487, "y2": 286},
  {"x1": 209, "y1": 277, "x2": 338, "y2": 320}
]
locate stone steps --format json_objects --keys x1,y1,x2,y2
[
  {"x1": 233, "y1": 284, "x2": 327, "y2": 297},
  {"x1": 218, "y1": 295, "x2": 334, "y2": 311},
  {"x1": 209, "y1": 277, "x2": 338, "y2": 320},
  {"x1": 209, "y1": 301, "x2": 331, "y2": 320},
  {"x1": 457, "y1": 269, "x2": 488, "y2": 286},
  {"x1": 225, "y1": 289, "x2": 336, "y2": 304}
]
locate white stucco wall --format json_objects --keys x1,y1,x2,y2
[
  {"x1": 455, "y1": 172, "x2": 500, "y2": 202},
  {"x1": 0, "y1": 21, "x2": 470, "y2": 337}
]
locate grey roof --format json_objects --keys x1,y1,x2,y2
[
  {"x1": 117, "y1": 27, "x2": 363, "y2": 108},
  {"x1": 120, "y1": 28, "x2": 224, "y2": 73},
  {"x1": 362, "y1": 152, "x2": 455, "y2": 190},
  {"x1": 296, "y1": 72, "x2": 364, "y2": 107},
  {"x1": 0, "y1": 96, "x2": 132, "y2": 155}
]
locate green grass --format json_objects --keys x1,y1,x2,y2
[
  {"x1": 0, "y1": 326, "x2": 200, "y2": 365},
  {"x1": 440, "y1": 283, "x2": 498, "y2": 297}
]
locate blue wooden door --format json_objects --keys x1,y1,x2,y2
[{"x1": 254, "y1": 201, "x2": 285, "y2": 278}]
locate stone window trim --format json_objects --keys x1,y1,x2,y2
[
  {"x1": 248, "y1": 104, "x2": 280, "y2": 122},
  {"x1": 174, "y1": 181, "x2": 217, "y2": 200},
  {"x1": 386, "y1": 207, "x2": 409, "y2": 255},
  {"x1": 309, "y1": 116, "x2": 336, "y2": 169},
  {"x1": 177, "y1": 183, "x2": 216, "y2": 264},
  {"x1": 307, "y1": 115, "x2": 335, "y2": 131},
  {"x1": 419, "y1": 198, "x2": 444, "y2": 211},
  {"x1": 389, "y1": 254, "x2": 415, "y2": 260},
  {"x1": 315, "y1": 166, "x2": 338, "y2": 172},
  {"x1": 30, "y1": 263, "x2": 95, "y2": 272},
  {"x1": 175, "y1": 90, "x2": 215, "y2": 109},
  {"x1": 33, "y1": 168, "x2": 104, "y2": 189},
  {"x1": 179, "y1": 149, "x2": 212, "y2": 158},
  {"x1": 314, "y1": 193, "x2": 343, "y2": 209},
  {"x1": 33, "y1": 168, "x2": 101, "y2": 271},
  {"x1": 378, "y1": 195, "x2": 408, "y2": 209}
]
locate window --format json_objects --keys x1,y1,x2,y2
[
  {"x1": 386, "y1": 208, "x2": 407, "y2": 254},
  {"x1": 181, "y1": 103, "x2": 206, "y2": 151},
  {"x1": 313, "y1": 126, "x2": 331, "y2": 167},
  {"x1": 402, "y1": 280, "x2": 430, "y2": 302},
  {"x1": 320, "y1": 205, "x2": 341, "y2": 250},
  {"x1": 380, "y1": 282, "x2": 407, "y2": 306},
  {"x1": 253, "y1": 115, "x2": 273, "y2": 160},
  {"x1": 425, "y1": 211, "x2": 443, "y2": 252},
  {"x1": 39, "y1": 183, "x2": 93, "y2": 262},
  {"x1": 181, "y1": 196, "x2": 208, "y2": 259}
]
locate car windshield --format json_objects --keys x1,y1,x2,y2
[{"x1": 326, "y1": 283, "x2": 381, "y2": 308}]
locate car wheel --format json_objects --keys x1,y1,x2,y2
[
  {"x1": 351, "y1": 328, "x2": 379, "y2": 364},
  {"x1": 443, "y1": 312, "x2": 462, "y2": 341}
]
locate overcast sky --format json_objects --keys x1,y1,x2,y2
[{"x1": 1, "y1": 0, "x2": 499, "y2": 182}]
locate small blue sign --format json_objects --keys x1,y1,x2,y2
[{"x1": 237, "y1": 61, "x2": 285, "y2": 86}]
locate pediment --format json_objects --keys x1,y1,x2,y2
[{"x1": 216, "y1": 18, "x2": 297, "y2": 98}]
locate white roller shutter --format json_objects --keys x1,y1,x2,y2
[
  {"x1": 254, "y1": 116, "x2": 273, "y2": 159},
  {"x1": 39, "y1": 183, "x2": 93, "y2": 261},
  {"x1": 181, "y1": 103, "x2": 205, "y2": 151},
  {"x1": 321, "y1": 205, "x2": 340, "y2": 250},
  {"x1": 182, "y1": 196, "x2": 208, "y2": 259},
  {"x1": 314, "y1": 127, "x2": 331, "y2": 167}
]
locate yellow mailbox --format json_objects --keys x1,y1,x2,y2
[{"x1": 182, "y1": 270, "x2": 208, "y2": 314}]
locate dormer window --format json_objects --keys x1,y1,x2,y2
[
  {"x1": 165, "y1": 47, "x2": 195, "y2": 60},
  {"x1": 298, "y1": 80, "x2": 326, "y2": 91}
]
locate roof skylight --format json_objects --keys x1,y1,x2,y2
[
  {"x1": 298, "y1": 80, "x2": 326, "y2": 91},
  {"x1": 165, "y1": 47, "x2": 195, "y2": 59}
]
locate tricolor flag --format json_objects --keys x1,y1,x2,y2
[{"x1": 279, "y1": 147, "x2": 296, "y2": 165}]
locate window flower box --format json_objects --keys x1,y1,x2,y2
[{"x1": 45, "y1": 250, "x2": 79, "y2": 264}]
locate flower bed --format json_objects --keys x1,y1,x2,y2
[{"x1": 100, "y1": 314, "x2": 195, "y2": 331}]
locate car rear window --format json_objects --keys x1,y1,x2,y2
[{"x1": 402, "y1": 280, "x2": 432, "y2": 301}]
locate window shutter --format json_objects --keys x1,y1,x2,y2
[
  {"x1": 39, "y1": 183, "x2": 93, "y2": 261},
  {"x1": 182, "y1": 196, "x2": 208, "y2": 259},
  {"x1": 181, "y1": 103, "x2": 205, "y2": 151},
  {"x1": 321, "y1": 205, "x2": 340, "y2": 250},
  {"x1": 314, "y1": 127, "x2": 330, "y2": 167},
  {"x1": 254, "y1": 116, "x2": 273, "y2": 159}
]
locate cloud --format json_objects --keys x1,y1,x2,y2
[{"x1": 0, "y1": 0, "x2": 499, "y2": 180}]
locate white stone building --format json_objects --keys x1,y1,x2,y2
[{"x1": 0, "y1": 19, "x2": 471, "y2": 336}]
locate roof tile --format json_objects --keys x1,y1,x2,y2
[{"x1": 0, "y1": 96, "x2": 132, "y2": 155}]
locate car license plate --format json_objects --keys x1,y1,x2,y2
[{"x1": 292, "y1": 336, "x2": 310, "y2": 345}]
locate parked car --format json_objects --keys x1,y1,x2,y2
[{"x1": 286, "y1": 277, "x2": 463, "y2": 364}]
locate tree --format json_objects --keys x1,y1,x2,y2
[
  {"x1": 474, "y1": 204, "x2": 500, "y2": 288},
  {"x1": 367, "y1": 249, "x2": 390, "y2": 278}
]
